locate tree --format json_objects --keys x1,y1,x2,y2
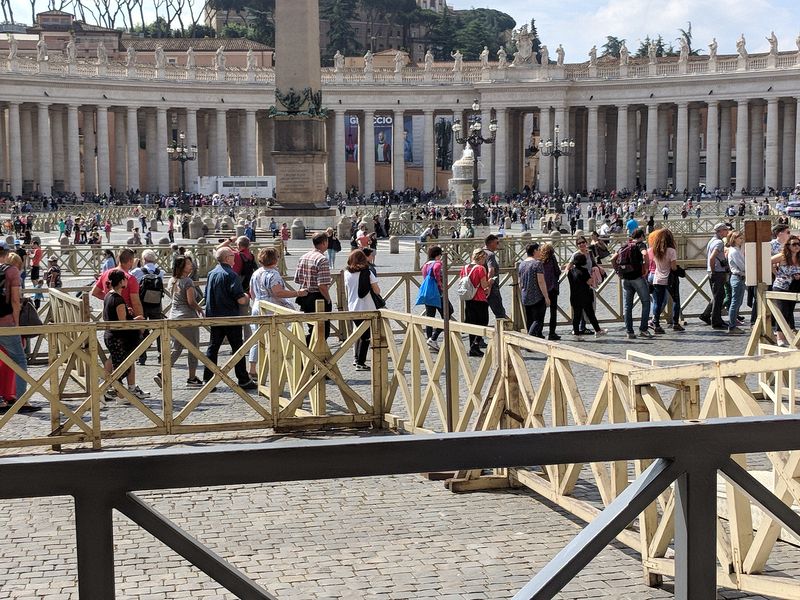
[
  {"x1": 322, "y1": 0, "x2": 358, "y2": 61},
  {"x1": 635, "y1": 35, "x2": 652, "y2": 58},
  {"x1": 529, "y1": 17, "x2": 541, "y2": 62},
  {"x1": 601, "y1": 36, "x2": 625, "y2": 58},
  {"x1": 428, "y1": 6, "x2": 457, "y2": 60},
  {"x1": 183, "y1": 24, "x2": 216, "y2": 38},
  {"x1": 677, "y1": 21, "x2": 701, "y2": 55}
]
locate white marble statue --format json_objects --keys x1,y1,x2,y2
[
  {"x1": 36, "y1": 39, "x2": 47, "y2": 63},
  {"x1": 512, "y1": 25, "x2": 534, "y2": 66},
  {"x1": 709, "y1": 38, "x2": 718, "y2": 60},
  {"x1": 155, "y1": 44, "x2": 166, "y2": 69},
  {"x1": 186, "y1": 47, "x2": 196, "y2": 69},
  {"x1": 679, "y1": 36, "x2": 689, "y2": 63},
  {"x1": 363, "y1": 50, "x2": 373, "y2": 73},
  {"x1": 394, "y1": 50, "x2": 404, "y2": 73},
  {"x1": 648, "y1": 41, "x2": 657, "y2": 64},
  {"x1": 479, "y1": 46, "x2": 489, "y2": 68},
  {"x1": 424, "y1": 49, "x2": 434, "y2": 72},
  {"x1": 126, "y1": 45, "x2": 136, "y2": 68},
  {"x1": 736, "y1": 34, "x2": 748, "y2": 59},
  {"x1": 588, "y1": 45, "x2": 597, "y2": 67},
  {"x1": 65, "y1": 39, "x2": 76, "y2": 64},
  {"x1": 215, "y1": 46, "x2": 226, "y2": 70},
  {"x1": 556, "y1": 44, "x2": 564, "y2": 67},
  {"x1": 796, "y1": 33, "x2": 800, "y2": 53},
  {"x1": 8, "y1": 34, "x2": 17, "y2": 60},
  {"x1": 619, "y1": 42, "x2": 629, "y2": 66},
  {"x1": 539, "y1": 45, "x2": 549, "y2": 66},
  {"x1": 497, "y1": 47, "x2": 507, "y2": 68},
  {"x1": 97, "y1": 41, "x2": 108, "y2": 65},
  {"x1": 767, "y1": 31, "x2": 778, "y2": 55},
  {"x1": 247, "y1": 48, "x2": 256, "y2": 71},
  {"x1": 451, "y1": 49, "x2": 463, "y2": 72},
  {"x1": 333, "y1": 50, "x2": 344, "y2": 72}
]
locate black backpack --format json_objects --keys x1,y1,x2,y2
[
  {"x1": 140, "y1": 267, "x2": 164, "y2": 307},
  {"x1": 0, "y1": 265, "x2": 11, "y2": 318},
  {"x1": 240, "y1": 253, "x2": 258, "y2": 293},
  {"x1": 613, "y1": 241, "x2": 641, "y2": 276}
]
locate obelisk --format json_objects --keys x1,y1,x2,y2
[{"x1": 270, "y1": 0, "x2": 329, "y2": 209}]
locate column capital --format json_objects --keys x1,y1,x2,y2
[
  {"x1": 422, "y1": 108, "x2": 435, "y2": 115},
  {"x1": 587, "y1": 104, "x2": 599, "y2": 112},
  {"x1": 706, "y1": 99, "x2": 719, "y2": 107},
  {"x1": 38, "y1": 102, "x2": 50, "y2": 109},
  {"x1": 67, "y1": 103, "x2": 79, "y2": 111},
  {"x1": 647, "y1": 102, "x2": 660, "y2": 109},
  {"x1": 767, "y1": 97, "x2": 779, "y2": 105}
]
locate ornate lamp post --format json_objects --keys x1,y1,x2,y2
[
  {"x1": 538, "y1": 124, "x2": 574, "y2": 197},
  {"x1": 166, "y1": 130, "x2": 197, "y2": 198},
  {"x1": 452, "y1": 99, "x2": 497, "y2": 205}
]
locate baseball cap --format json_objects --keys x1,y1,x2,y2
[
  {"x1": 713, "y1": 222, "x2": 731, "y2": 232},
  {"x1": 47, "y1": 255, "x2": 58, "y2": 262},
  {"x1": 0, "y1": 241, "x2": 9, "y2": 250}
]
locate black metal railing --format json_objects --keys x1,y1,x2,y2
[{"x1": 0, "y1": 416, "x2": 799, "y2": 599}]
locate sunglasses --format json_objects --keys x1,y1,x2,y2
[
  {"x1": 577, "y1": 241, "x2": 587, "y2": 245},
  {"x1": 789, "y1": 242, "x2": 800, "y2": 248}
]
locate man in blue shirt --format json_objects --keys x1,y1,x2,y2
[
  {"x1": 626, "y1": 216, "x2": 639, "y2": 236},
  {"x1": 203, "y1": 247, "x2": 256, "y2": 390}
]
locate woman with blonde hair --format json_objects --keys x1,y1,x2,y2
[
  {"x1": 461, "y1": 248, "x2": 492, "y2": 357},
  {"x1": 726, "y1": 231, "x2": 746, "y2": 333}
]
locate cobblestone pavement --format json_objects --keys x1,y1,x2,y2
[{"x1": 0, "y1": 224, "x2": 795, "y2": 598}]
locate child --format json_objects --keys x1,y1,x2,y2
[
  {"x1": 45, "y1": 256, "x2": 62, "y2": 289},
  {"x1": 32, "y1": 279, "x2": 44, "y2": 309}
]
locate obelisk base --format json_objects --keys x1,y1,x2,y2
[{"x1": 271, "y1": 117, "x2": 328, "y2": 209}]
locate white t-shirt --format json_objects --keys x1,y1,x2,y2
[
  {"x1": 344, "y1": 269, "x2": 378, "y2": 311},
  {"x1": 653, "y1": 247, "x2": 677, "y2": 286}
]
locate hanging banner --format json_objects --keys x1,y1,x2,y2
[
  {"x1": 434, "y1": 115, "x2": 454, "y2": 171},
  {"x1": 374, "y1": 114, "x2": 393, "y2": 163},
  {"x1": 345, "y1": 115, "x2": 359, "y2": 163},
  {"x1": 404, "y1": 115, "x2": 424, "y2": 166}
]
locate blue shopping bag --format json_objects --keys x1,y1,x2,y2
[{"x1": 415, "y1": 269, "x2": 442, "y2": 308}]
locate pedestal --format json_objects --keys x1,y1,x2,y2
[{"x1": 271, "y1": 117, "x2": 327, "y2": 209}]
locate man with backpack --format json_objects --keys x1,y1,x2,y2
[
  {"x1": 218, "y1": 236, "x2": 258, "y2": 336},
  {"x1": 131, "y1": 249, "x2": 165, "y2": 366},
  {"x1": 612, "y1": 228, "x2": 652, "y2": 340}
]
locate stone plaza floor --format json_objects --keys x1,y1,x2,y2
[{"x1": 0, "y1": 222, "x2": 796, "y2": 598}]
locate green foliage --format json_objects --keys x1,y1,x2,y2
[
  {"x1": 322, "y1": 0, "x2": 359, "y2": 63},
  {"x1": 131, "y1": 17, "x2": 173, "y2": 38},
  {"x1": 220, "y1": 23, "x2": 249, "y2": 38},
  {"x1": 182, "y1": 24, "x2": 217, "y2": 39},
  {"x1": 601, "y1": 36, "x2": 625, "y2": 58},
  {"x1": 430, "y1": 6, "x2": 514, "y2": 61}
]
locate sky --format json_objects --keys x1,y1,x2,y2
[
  {"x1": 5, "y1": 0, "x2": 798, "y2": 57},
  {"x1": 449, "y1": 0, "x2": 799, "y2": 56}
]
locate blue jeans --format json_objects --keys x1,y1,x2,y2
[
  {"x1": 652, "y1": 284, "x2": 669, "y2": 327},
  {"x1": 0, "y1": 331, "x2": 27, "y2": 398},
  {"x1": 622, "y1": 277, "x2": 651, "y2": 334},
  {"x1": 728, "y1": 274, "x2": 746, "y2": 326}
]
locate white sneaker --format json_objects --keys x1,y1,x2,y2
[
  {"x1": 128, "y1": 385, "x2": 151, "y2": 400},
  {"x1": 594, "y1": 329, "x2": 608, "y2": 337},
  {"x1": 426, "y1": 338, "x2": 440, "y2": 352}
]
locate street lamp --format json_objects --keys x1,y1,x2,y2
[
  {"x1": 166, "y1": 130, "x2": 197, "y2": 198},
  {"x1": 452, "y1": 99, "x2": 497, "y2": 205},
  {"x1": 538, "y1": 123, "x2": 574, "y2": 198}
]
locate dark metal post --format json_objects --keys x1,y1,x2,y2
[
  {"x1": 673, "y1": 468, "x2": 718, "y2": 600},
  {"x1": 75, "y1": 494, "x2": 115, "y2": 599},
  {"x1": 553, "y1": 154, "x2": 560, "y2": 197},
  {"x1": 472, "y1": 151, "x2": 479, "y2": 205},
  {"x1": 441, "y1": 251, "x2": 453, "y2": 432}
]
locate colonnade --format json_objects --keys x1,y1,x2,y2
[{"x1": 1, "y1": 96, "x2": 800, "y2": 198}]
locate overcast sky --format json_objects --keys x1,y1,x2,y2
[
  {"x1": 7, "y1": 0, "x2": 799, "y2": 57},
  {"x1": 449, "y1": 0, "x2": 799, "y2": 56}
]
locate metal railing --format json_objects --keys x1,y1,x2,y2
[{"x1": 0, "y1": 417, "x2": 797, "y2": 599}]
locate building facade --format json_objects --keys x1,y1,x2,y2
[{"x1": 1, "y1": 48, "x2": 799, "y2": 198}]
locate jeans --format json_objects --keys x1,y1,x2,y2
[
  {"x1": 326, "y1": 249, "x2": 338, "y2": 270},
  {"x1": 652, "y1": 284, "x2": 669, "y2": 327},
  {"x1": 524, "y1": 299, "x2": 547, "y2": 337},
  {"x1": 622, "y1": 277, "x2": 651, "y2": 334},
  {"x1": 424, "y1": 301, "x2": 454, "y2": 341},
  {"x1": 203, "y1": 324, "x2": 250, "y2": 384},
  {"x1": 0, "y1": 331, "x2": 27, "y2": 398},
  {"x1": 728, "y1": 274, "x2": 746, "y2": 327},
  {"x1": 700, "y1": 272, "x2": 729, "y2": 326}
]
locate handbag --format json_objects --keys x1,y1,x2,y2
[
  {"x1": 370, "y1": 289, "x2": 386, "y2": 310},
  {"x1": 19, "y1": 297, "x2": 42, "y2": 339},
  {"x1": 415, "y1": 263, "x2": 442, "y2": 308}
]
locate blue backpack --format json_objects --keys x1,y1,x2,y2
[{"x1": 415, "y1": 262, "x2": 442, "y2": 308}]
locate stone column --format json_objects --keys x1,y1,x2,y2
[
  {"x1": 8, "y1": 103, "x2": 22, "y2": 197},
  {"x1": 615, "y1": 105, "x2": 629, "y2": 190},
  {"x1": 719, "y1": 105, "x2": 732, "y2": 190},
  {"x1": 657, "y1": 107, "x2": 669, "y2": 188},
  {"x1": 765, "y1": 98, "x2": 780, "y2": 191},
  {"x1": 782, "y1": 101, "x2": 797, "y2": 189},
  {"x1": 37, "y1": 103, "x2": 52, "y2": 197},
  {"x1": 186, "y1": 108, "x2": 199, "y2": 192},
  {"x1": 83, "y1": 109, "x2": 97, "y2": 194},
  {"x1": 735, "y1": 100, "x2": 750, "y2": 191},
  {"x1": 261, "y1": 116, "x2": 275, "y2": 176},
  {"x1": 688, "y1": 106, "x2": 701, "y2": 190},
  {"x1": 423, "y1": 109, "x2": 435, "y2": 192},
  {"x1": 393, "y1": 109, "x2": 405, "y2": 191},
  {"x1": 96, "y1": 105, "x2": 110, "y2": 196},
  {"x1": 113, "y1": 111, "x2": 126, "y2": 193},
  {"x1": 156, "y1": 107, "x2": 169, "y2": 193},
  {"x1": 586, "y1": 106, "x2": 599, "y2": 191},
  {"x1": 245, "y1": 109, "x2": 257, "y2": 176},
  {"x1": 645, "y1": 103, "x2": 659, "y2": 191},
  {"x1": 481, "y1": 108, "x2": 494, "y2": 192},
  {"x1": 750, "y1": 103, "x2": 764, "y2": 190},
  {"x1": 554, "y1": 106, "x2": 568, "y2": 192},
  {"x1": 627, "y1": 108, "x2": 637, "y2": 190},
  {"x1": 51, "y1": 106, "x2": 65, "y2": 190},
  {"x1": 66, "y1": 105, "x2": 80, "y2": 193},
  {"x1": 0, "y1": 106, "x2": 5, "y2": 190},
  {"x1": 675, "y1": 102, "x2": 689, "y2": 192},
  {"x1": 332, "y1": 110, "x2": 345, "y2": 193},
  {"x1": 216, "y1": 108, "x2": 228, "y2": 176},
  {"x1": 20, "y1": 107, "x2": 33, "y2": 185},
  {"x1": 494, "y1": 107, "x2": 508, "y2": 193},
  {"x1": 145, "y1": 110, "x2": 157, "y2": 192},
  {"x1": 538, "y1": 107, "x2": 552, "y2": 193},
  {"x1": 362, "y1": 109, "x2": 375, "y2": 194},
  {"x1": 705, "y1": 101, "x2": 719, "y2": 191},
  {"x1": 207, "y1": 111, "x2": 217, "y2": 178},
  {"x1": 795, "y1": 98, "x2": 800, "y2": 186},
  {"x1": 126, "y1": 107, "x2": 140, "y2": 192}
]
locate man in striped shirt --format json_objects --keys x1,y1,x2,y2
[{"x1": 294, "y1": 232, "x2": 333, "y2": 340}]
